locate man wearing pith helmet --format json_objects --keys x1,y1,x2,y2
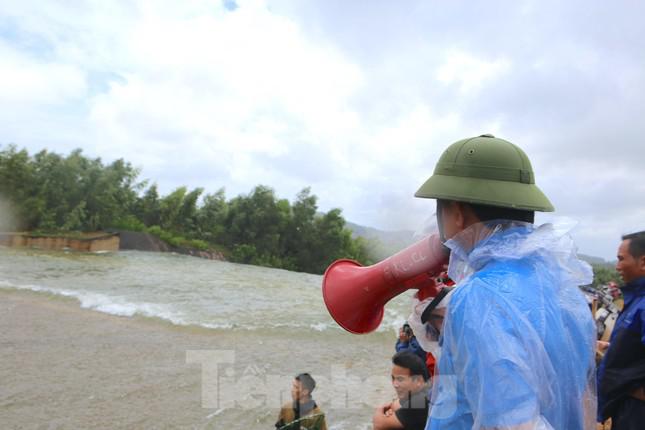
[{"x1": 417, "y1": 135, "x2": 596, "y2": 430}]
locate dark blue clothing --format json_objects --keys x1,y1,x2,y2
[
  {"x1": 396, "y1": 336, "x2": 426, "y2": 363},
  {"x1": 427, "y1": 222, "x2": 595, "y2": 430},
  {"x1": 597, "y1": 276, "x2": 645, "y2": 425}
]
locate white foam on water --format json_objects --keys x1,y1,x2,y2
[
  {"x1": 1, "y1": 272, "x2": 386, "y2": 335},
  {"x1": 0, "y1": 278, "x2": 189, "y2": 326},
  {"x1": 200, "y1": 322, "x2": 235, "y2": 330},
  {"x1": 0, "y1": 279, "x2": 18, "y2": 288},
  {"x1": 206, "y1": 408, "x2": 225, "y2": 419},
  {"x1": 310, "y1": 322, "x2": 330, "y2": 331},
  {"x1": 0, "y1": 278, "x2": 67, "y2": 295},
  {"x1": 0, "y1": 279, "x2": 339, "y2": 333},
  {"x1": 380, "y1": 307, "x2": 408, "y2": 334},
  {"x1": 76, "y1": 292, "x2": 181, "y2": 321}
]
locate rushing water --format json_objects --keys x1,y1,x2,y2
[{"x1": 0, "y1": 246, "x2": 416, "y2": 429}]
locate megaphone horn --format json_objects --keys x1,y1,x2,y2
[{"x1": 322, "y1": 234, "x2": 448, "y2": 334}]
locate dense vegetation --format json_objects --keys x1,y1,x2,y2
[
  {"x1": 0, "y1": 145, "x2": 372, "y2": 274},
  {"x1": 590, "y1": 263, "x2": 622, "y2": 289},
  {"x1": 0, "y1": 144, "x2": 623, "y2": 284}
]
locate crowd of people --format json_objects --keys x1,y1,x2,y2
[{"x1": 280, "y1": 135, "x2": 643, "y2": 430}]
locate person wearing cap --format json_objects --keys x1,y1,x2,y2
[
  {"x1": 597, "y1": 231, "x2": 645, "y2": 430},
  {"x1": 414, "y1": 135, "x2": 596, "y2": 430},
  {"x1": 275, "y1": 373, "x2": 327, "y2": 430}
]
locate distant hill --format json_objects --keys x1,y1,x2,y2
[
  {"x1": 344, "y1": 221, "x2": 416, "y2": 262},
  {"x1": 579, "y1": 254, "x2": 613, "y2": 267},
  {"x1": 345, "y1": 221, "x2": 612, "y2": 265}
]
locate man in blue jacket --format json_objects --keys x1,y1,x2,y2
[
  {"x1": 415, "y1": 135, "x2": 596, "y2": 430},
  {"x1": 395, "y1": 323, "x2": 426, "y2": 363},
  {"x1": 598, "y1": 231, "x2": 645, "y2": 430}
]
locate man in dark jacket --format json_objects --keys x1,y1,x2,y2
[
  {"x1": 275, "y1": 373, "x2": 327, "y2": 430},
  {"x1": 598, "y1": 230, "x2": 645, "y2": 429}
]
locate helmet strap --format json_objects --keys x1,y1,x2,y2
[{"x1": 436, "y1": 200, "x2": 447, "y2": 243}]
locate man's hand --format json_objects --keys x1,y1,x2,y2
[
  {"x1": 398, "y1": 328, "x2": 410, "y2": 343},
  {"x1": 596, "y1": 341, "x2": 610, "y2": 353},
  {"x1": 379, "y1": 401, "x2": 393, "y2": 416},
  {"x1": 373, "y1": 401, "x2": 404, "y2": 430}
]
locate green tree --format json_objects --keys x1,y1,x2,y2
[
  {"x1": 4, "y1": 147, "x2": 142, "y2": 231},
  {"x1": 159, "y1": 187, "x2": 187, "y2": 232},
  {"x1": 177, "y1": 187, "x2": 204, "y2": 234},
  {"x1": 0, "y1": 145, "x2": 40, "y2": 229},
  {"x1": 196, "y1": 188, "x2": 228, "y2": 242},
  {"x1": 591, "y1": 264, "x2": 621, "y2": 288},
  {"x1": 223, "y1": 185, "x2": 291, "y2": 266},
  {"x1": 285, "y1": 187, "x2": 318, "y2": 270},
  {"x1": 82, "y1": 156, "x2": 140, "y2": 230},
  {"x1": 305, "y1": 208, "x2": 371, "y2": 274},
  {"x1": 31, "y1": 149, "x2": 75, "y2": 229},
  {"x1": 136, "y1": 184, "x2": 161, "y2": 227},
  {"x1": 0, "y1": 144, "x2": 373, "y2": 274}
]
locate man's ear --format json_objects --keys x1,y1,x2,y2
[
  {"x1": 414, "y1": 376, "x2": 426, "y2": 389},
  {"x1": 456, "y1": 202, "x2": 483, "y2": 228},
  {"x1": 453, "y1": 202, "x2": 466, "y2": 229},
  {"x1": 639, "y1": 255, "x2": 645, "y2": 271}
]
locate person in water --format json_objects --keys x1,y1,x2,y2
[{"x1": 275, "y1": 373, "x2": 327, "y2": 430}]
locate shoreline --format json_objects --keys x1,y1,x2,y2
[
  {"x1": 0, "y1": 288, "x2": 227, "y2": 429},
  {"x1": 0, "y1": 231, "x2": 226, "y2": 261},
  {"x1": 0, "y1": 289, "x2": 390, "y2": 429}
]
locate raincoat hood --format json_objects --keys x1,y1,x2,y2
[{"x1": 444, "y1": 218, "x2": 593, "y2": 287}]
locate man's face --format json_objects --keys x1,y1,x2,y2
[
  {"x1": 391, "y1": 365, "x2": 423, "y2": 400},
  {"x1": 291, "y1": 380, "x2": 306, "y2": 402},
  {"x1": 437, "y1": 201, "x2": 463, "y2": 240},
  {"x1": 616, "y1": 239, "x2": 645, "y2": 284}
]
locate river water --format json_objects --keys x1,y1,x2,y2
[{"x1": 0, "y1": 247, "x2": 415, "y2": 429}]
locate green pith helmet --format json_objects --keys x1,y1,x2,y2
[{"x1": 415, "y1": 134, "x2": 554, "y2": 212}]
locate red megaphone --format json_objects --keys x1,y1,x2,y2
[{"x1": 322, "y1": 234, "x2": 448, "y2": 334}]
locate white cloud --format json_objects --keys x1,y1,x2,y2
[
  {"x1": 33, "y1": 0, "x2": 367, "y2": 196},
  {"x1": 0, "y1": 41, "x2": 86, "y2": 105},
  {"x1": 436, "y1": 50, "x2": 511, "y2": 94},
  {"x1": 1, "y1": 0, "x2": 644, "y2": 261}
]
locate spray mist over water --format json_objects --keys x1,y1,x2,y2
[
  {"x1": 0, "y1": 195, "x2": 19, "y2": 232},
  {"x1": 413, "y1": 212, "x2": 439, "y2": 240}
]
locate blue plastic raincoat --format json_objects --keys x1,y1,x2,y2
[{"x1": 426, "y1": 220, "x2": 596, "y2": 430}]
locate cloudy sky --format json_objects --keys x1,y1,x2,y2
[{"x1": 1, "y1": 0, "x2": 643, "y2": 260}]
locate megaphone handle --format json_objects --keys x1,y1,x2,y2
[{"x1": 417, "y1": 277, "x2": 441, "y2": 301}]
